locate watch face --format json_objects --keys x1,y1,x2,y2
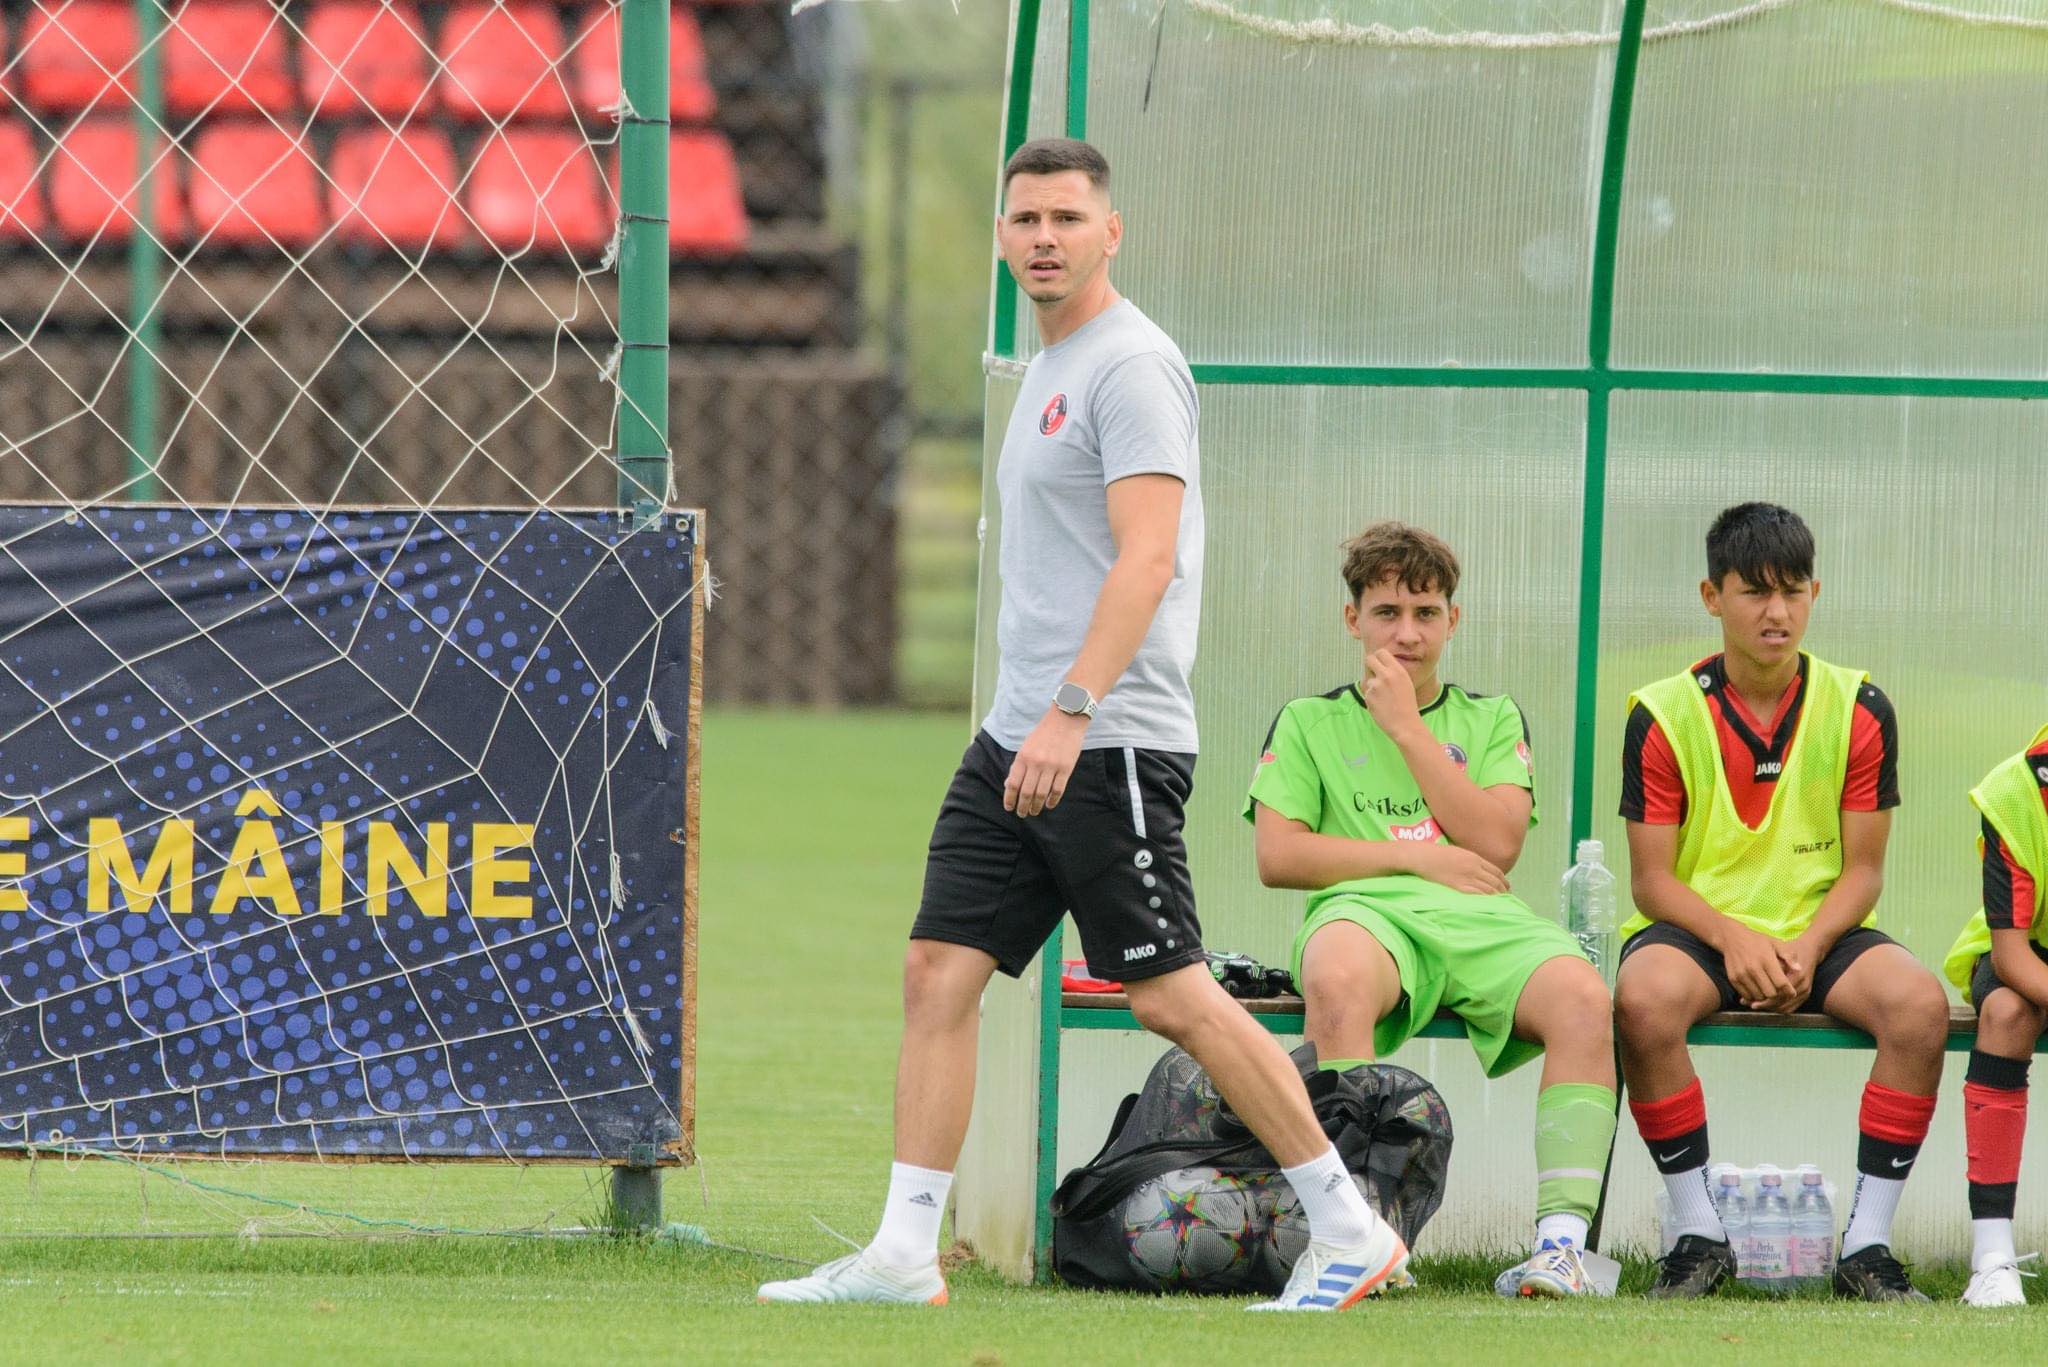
[{"x1": 1055, "y1": 683, "x2": 1092, "y2": 714}]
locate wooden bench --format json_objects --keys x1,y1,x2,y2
[{"x1": 1059, "y1": 992, "x2": 2008, "y2": 1050}]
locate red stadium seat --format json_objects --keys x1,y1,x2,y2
[
  {"x1": 435, "y1": 2, "x2": 571, "y2": 122},
  {"x1": 49, "y1": 119, "x2": 190, "y2": 244},
  {"x1": 467, "y1": 128, "x2": 607, "y2": 254},
  {"x1": 666, "y1": 131, "x2": 745, "y2": 254},
  {"x1": 329, "y1": 127, "x2": 462, "y2": 251},
  {"x1": 19, "y1": 1, "x2": 138, "y2": 113},
  {"x1": 569, "y1": 6, "x2": 714, "y2": 123},
  {"x1": 0, "y1": 122, "x2": 48, "y2": 239},
  {"x1": 300, "y1": 1, "x2": 433, "y2": 118},
  {"x1": 186, "y1": 122, "x2": 323, "y2": 247},
  {"x1": 163, "y1": 1, "x2": 294, "y2": 116}
]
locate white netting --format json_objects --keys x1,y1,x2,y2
[
  {"x1": 1175, "y1": 0, "x2": 2048, "y2": 48},
  {"x1": 0, "y1": 0, "x2": 702, "y2": 1189}
]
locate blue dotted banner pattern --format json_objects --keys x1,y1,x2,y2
[{"x1": 0, "y1": 505, "x2": 695, "y2": 1161}]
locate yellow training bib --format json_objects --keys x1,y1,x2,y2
[{"x1": 1621, "y1": 654, "x2": 1867, "y2": 941}]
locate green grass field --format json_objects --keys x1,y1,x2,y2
[{"x1": 0, "y1": 710, "x2": 2035, "y2": 1363}]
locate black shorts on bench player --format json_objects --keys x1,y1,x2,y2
[{"x1": 1612, "y1": 503, "x2": 1948, "y2": 1303}]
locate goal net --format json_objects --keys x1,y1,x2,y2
[{"x1": 0, "y1": 0, "x2": 700, "y2": 1211}]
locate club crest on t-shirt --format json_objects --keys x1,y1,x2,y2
[
  {"x1": 1442, "y1": 743, "x2": 1468, "y2": 769},
  {"x1": 1038, "y1": 392, "x2": 1068, "y2": 435}
]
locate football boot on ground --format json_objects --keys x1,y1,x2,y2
[
  {"x1": 757, "y1": 1249, "x2": 947, "y2": 1305},
  {"x1": 1647, "y1": 1234, "x2": 1737, "y2": 1300},
  {"x1": 1960, "y1": 1252, "x2": 2036, "y2": 1308},
  {"x1": 1831, "y1": 1243, "x2": 1928, "y2": 1302},
  {"x1": 1247, "y1": 1221, "x2": 1411, "y2": 1311},
  {"x1": 1496, "y1": 1239, "x2": 1589, "y2": 1298}
]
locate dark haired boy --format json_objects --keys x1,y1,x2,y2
[
  {"x1": 1245, "y1": 521, "x2": 1617, "y2": 1298},
  {"x1": 1614, "y1": 502, "x2": 1948, "y2": 1301}
]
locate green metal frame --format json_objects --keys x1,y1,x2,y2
[
  {"x1": 1002, "y1": 0, "x2": 2045, "y2": 1276},
  {"x1": 125, "y1": 0, "x2": 164, "y2": 502},
  {"x1": 615, "y1": 0, "x2": 672, "y2": 524}
]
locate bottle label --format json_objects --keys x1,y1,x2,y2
[{"x1": 1789, "y1": 1234, "x2": 1831, "y2": 1277}]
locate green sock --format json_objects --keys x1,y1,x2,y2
[
  {"x1": 1534, "y1": 1082, "x2": 1617, "y2": 1223},
  {"x1": 1316, "y1": 1058, "x2": 1371, "y2": 1072}
]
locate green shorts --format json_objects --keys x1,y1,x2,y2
[{"x1": 1292, "y1": 876, "x2": 1587, "y2": 1079}]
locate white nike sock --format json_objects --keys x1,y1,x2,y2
[
  {"x1": 1972, "y1": 1217, "x2": 2017, "y2": 1272},
  {"x1": 1535, "y1": 1212, "x2": 1588, "y2": 1251},
  {"x1": 1281, "y1": 1146, "x2": 1376, "y2": 1247},
  {"x1": 868, "y1": 1161, "x2": 951, "y2": 1269},
  {"x1": 1663, "y1": 1165, "x2": 1724, "y2": 1242},
  {"x1": 1841, "y1": 1172, "x2": 1905, "y2": 1257}
]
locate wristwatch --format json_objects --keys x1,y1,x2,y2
[{"x1": 1052, "y1": 681, "x2": 1097, "y2": 719}]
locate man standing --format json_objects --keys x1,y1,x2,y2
[{"x1": 760, "y1": 138, "x2": 1405, "y2": 1311}]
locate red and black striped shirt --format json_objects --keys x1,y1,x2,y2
[{"x1": 1619, "y1": 654, "x2": 1898, "y2": 831}]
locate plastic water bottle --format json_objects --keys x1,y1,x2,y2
[
  {"x1": 1750, "y1": 1167, "x2": 1793, "y2": 1293},
  {"x1": 1790, "y1": 1165, "x2": 1835, "y2": 1290},
  {"x1": 1712, "y1": 1166, "x2": 1750, "y2": 1275},
  {"x1": 1559, "y1": 839, "x2": 1618, "y2": 981}
]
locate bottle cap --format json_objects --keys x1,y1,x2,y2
[
  {"x1": 1575, "y1": 838, "x2": 1603, "y2": 865},
  {"x1": 1798, "y1": 1165, "x2": 1824, "y2": 1184}
]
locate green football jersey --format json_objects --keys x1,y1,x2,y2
[{"x1": 1241, "y1": 681, "x2": 1537, "y2": 911}]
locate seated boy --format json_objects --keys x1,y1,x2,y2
[
  {"x1": 1614, "y1": 502, "x2": 1948, "y2": 1302},
  {"x1": 1942, "y1": 723, "x2": 2048, "y2": 1308},
  {"x1": 1244, "y1": 520, "x2": 1615, "y2": 1299}
]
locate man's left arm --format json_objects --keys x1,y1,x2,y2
[{"x1": 1005, "y1": 472, "x2": 1183, "y2": 816}]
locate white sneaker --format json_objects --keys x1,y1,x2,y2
[
  {"x1": 1961, "y1": 1253, "x2": 2037, "y2": 1308},
  {"x1": 756, "y1": 1249, "x2": 948, "y2": 1305},
  {"x1": 1496, "y1": 1239, "x2": 1589, "y2": 1299},
  {"x1": 1247, "y1": 1221, "x2": 1411, "y2": 1311}
]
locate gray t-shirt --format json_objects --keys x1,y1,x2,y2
[{"x1": 983, "y1": 299, "x2": 1203, "y2": 753}]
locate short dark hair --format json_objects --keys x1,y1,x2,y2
[
  {"x1": 1341, "y1": 521, "x2": 1460, "y2": 602},
  {"x1": 1002, "y1": 138, "x2": 1110, "y2": 196},
  {"x1": 1706, "y1": 502, "x2": 1814, "y2": 590}
]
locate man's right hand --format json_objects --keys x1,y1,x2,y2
[
  {"x1": 1406, "y1": 843, "x2": 1509, "y2": 896},
  {"x1": 1713, "y1": 921, "x2": 1794, "y2": 1008}
]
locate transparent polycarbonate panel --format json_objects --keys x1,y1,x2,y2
[
  {"x1": 1191, "y1": 385, "x2": 1587, "y2": 969},
  {"x1": 972, "y1": 370, "x2": 1022, "y2": 723},
  {"x1": 957, "y1": 361, "x2": 1044, "y2": 1279},
  {"x1": 1023, "y1": 0, "x2": 1070, "y2": 143},
  {"x1": 995, "y1": 0, "x2": 1073, "y2": 362},
  {"x1": 1593, "y1": 392, "x2": 2048, "y2": 977},
  {"x1": 1614, "y1": 1, "x2": 2048, "y2": 375},
  {"x1": 1079, "y1": 0, "x2": 1622, "y2": 367}
]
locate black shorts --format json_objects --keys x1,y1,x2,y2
[
  {"x1": 1969, "y1": 940, "x2": 2048, "y2": 1007},
  {"x1": 910, "y1": 730, "x2": 1204, "y2": 983},
  {"x1": 1619, "y1": 921, "x2": 1897, "y2": 1015}
]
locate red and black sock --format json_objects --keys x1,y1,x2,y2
[
  {"x1": 1629, "y1": 1077, "x2": 1710, "y2": 1174},
  {"x1": 1856, "y1": 1080, "x2": 1937, "y2": 1178},
  {"x1": 1964, "y1": 1049, "x2": 2029, "y2": 1221}
]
